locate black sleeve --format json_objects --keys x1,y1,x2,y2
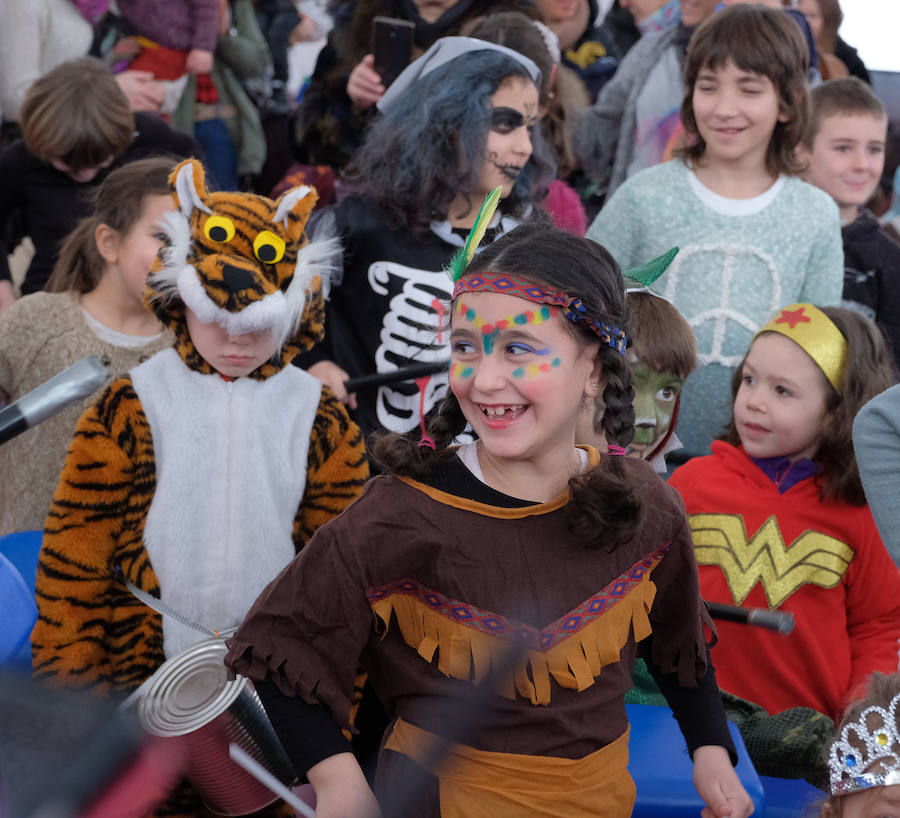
[
  {"x1": 0, "y1": 143, "x2": 29, "y2": 283},
  {"x1": 127, "y1": 112, "x2": 205, "y2": 162},
  {"x1": 644, "y1": 642, "x2": 738, "y2": 766},
  {"x1": 254, "y1": 678, "x2": 352, "y2": 776}
]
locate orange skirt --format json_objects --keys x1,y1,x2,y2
[{"x1": 384, "y1": 718, "x2": 635, "y2": 817}]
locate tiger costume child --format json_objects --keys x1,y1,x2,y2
[{"x1": 31, "y1": 159, "x2": 368, "y2": 817}]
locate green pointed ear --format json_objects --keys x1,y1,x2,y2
[
  {"x1": 446, "y1": 187, "x2": 503, "y2": 283},
  {"x1": 622, "y1": 247, "x2": 679, "y2": 288}
]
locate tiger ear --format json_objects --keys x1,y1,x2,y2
[
  {"x1": 169, "y1": 158, "x2": 212, "y2": 218},
  {"x1": 272, "y1": 185, "x2": 318, "y2": 244}
]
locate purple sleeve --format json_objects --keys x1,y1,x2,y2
[{"x1": 190, "y1": 0, "x2": 221, "y2": 52}]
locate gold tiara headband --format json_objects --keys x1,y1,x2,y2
[
  {"x1": 829, "y1": 689, "x2": 900, "y2": 796},
  {"x1": 755, "y1": 304, "x2": 847, "y2": 394}
]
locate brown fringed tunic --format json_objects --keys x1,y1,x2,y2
[{"x1": 226, "y1": 448, "x2": 730, "y2": 816}]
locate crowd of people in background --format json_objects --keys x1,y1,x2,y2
[{"x1": 3, "y1": 0, "x2": 900, "y2": 816}]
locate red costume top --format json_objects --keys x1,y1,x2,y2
[{"x1": 669, "y1": 441, "x2": 900, "y2": 720}]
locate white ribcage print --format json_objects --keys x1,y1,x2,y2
[{"x1": 368, "y1": 260, "x2": 452, "y2": 434}]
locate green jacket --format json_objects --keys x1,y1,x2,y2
[{"x1": 172, "y1": 0, "x2": 269, "y2": 177}]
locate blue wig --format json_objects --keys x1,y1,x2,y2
[{"x1": 345, "y1": 50, "x2": 556, "y2": 236}]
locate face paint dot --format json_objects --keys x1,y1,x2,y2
[
  {"x1": 512, "y1": 368, "x2": 524, "y2": 379},
  {"x1": 481, "y1": 324, "x2": 494, "y2": 335},
  {"x1": 552, "y1": 358, "x2": 560, "y2": 367},
  {"x1": 514, "y1": 313, "x2": 527, "y2": 325},
  {"x1": 539, "y1": 363, "x2": 551, "y2": 372},
  {"x1": 461, "y1": 367, "x2": 474, "y2": 379},
  {"x1": 496, "y1": 319, "x2": 509, "y2": 330},
  {"x1": 466, "y1": 309, "x2": 476, "y2": 321}
]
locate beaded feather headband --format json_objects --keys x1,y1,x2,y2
[{"x1": 829, "y1": 689, "x2": 900, "y2": 796}]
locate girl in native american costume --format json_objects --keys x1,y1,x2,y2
[{"x1": 226, "y1": 219, "x2": 752, "y2": 818}]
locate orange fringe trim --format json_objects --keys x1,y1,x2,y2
[{"x1": 371, "y1": 578, "x2": 657, "y2": 705}]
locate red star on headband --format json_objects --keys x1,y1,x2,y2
[{"x1": 775, "y1": 307, "x2": 811, "y2": 330}]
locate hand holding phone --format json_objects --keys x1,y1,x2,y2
[
  {"x1": 371, "y1": 16, "x2": 414, "y2": 89},
  {"x1": 348, "y1": 55, "x2": 385, "y2": 110}
]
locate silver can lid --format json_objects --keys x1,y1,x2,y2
[{"x1": 138, "y1": 638, "x2": 245, "y2": 737}]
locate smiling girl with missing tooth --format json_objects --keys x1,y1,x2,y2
[
  {"x1": 297, "y1": 37, "x2": 555, "y2": 445},
  {"x1": 227, "y1": 223, "x2": 754, "y2": 818}
]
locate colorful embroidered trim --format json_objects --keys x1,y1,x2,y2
[
  {"x1": 366, "y1": 543, "x2": 670, "y2": 653},
  {"x1": 453, "y1": 273, "x2": 627, "y2": 354}
]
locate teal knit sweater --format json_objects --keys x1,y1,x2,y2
[{"x1": 588, "y1": 159, "x2": 843, "y2": 458}]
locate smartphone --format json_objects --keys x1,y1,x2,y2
[{"x1": 372, "y1": 17, "x2": 415, "y2": 89}]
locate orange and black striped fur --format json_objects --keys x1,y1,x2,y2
[{"x1": 32, "y1": 161, "x2": 368, "y2": 818}]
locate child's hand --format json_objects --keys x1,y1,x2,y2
[
  {"x1": 114, "y1": 71, "x2": 165, "y2": 111},
  {"x1": 0, "y1": 280, "x2": 15, "y2": 314},
  {"x1": 307, "y1": 752, "x2": 381, "y2": 818},
  {"x1": 307, "y1": 360, "x2": 358, "y2": 410},
  {"x1": 347, "y1": 55, "x2": 385, "y2": 111},
  {"x1": 186, "y1": 48, "x2": 214, "y2": 75},
  {"x1": 692, "y1": 745, "x2": 754, "y2": 818}
]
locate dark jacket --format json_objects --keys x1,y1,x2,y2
[
  {"x1": 842, "y1": 207, "x2": 900, "y2": 366},
  {"x1": 0, "y1": 113, "x2": 198, "y2": 294},
  {"x1": 290, "y1": 0, "x2": 536, "y2": 170}
]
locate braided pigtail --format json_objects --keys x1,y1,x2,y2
[
  {"x1": 371, "y1": 391, "x2": 469, "y2": 478},
  {"x1": 568, "y1": 346, "x2": 644, "y2": 551}
]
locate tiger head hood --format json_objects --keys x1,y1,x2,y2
[{"x1": 147, "y1": 158, "x2": 338, "y2": 379}]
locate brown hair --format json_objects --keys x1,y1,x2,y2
[
  {"x1": 373, "y1": 223, "x2": 648, "y2": 552},
  {"x1": 805, "y1": 77, "x2": 886, "y2": 147},
  {"x1": 20, "y1": 57, "x2": 135, "y2": 171},
  {"x1": 627, "y1": 291, "x2": 697, "y2": 380},
  {"x1": 677, "y1": 4, "x2": 810, "y2": 177},
  {"x1": 722, "y1": 307, "x2": 896, "y2": 506},
  {"x1": 467, "y1": 11, "x2": 589, "y2": 177},
  {"x1": 812, "y1": 0, "x2": 844, "y2": 53},
  {"x1": 46, "y1": 158, "x2": 176, "y2": 294},
  {"x1": 819, "y1": 673, "x2": 900, "y2": 817}
]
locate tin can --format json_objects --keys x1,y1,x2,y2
[{"x1": 137, "y1": 638, "x2": 296, "y2": 815}]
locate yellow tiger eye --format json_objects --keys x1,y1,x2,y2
[
  {"x1": 204, "y1": 215, "x2": 235, "y2": 243},
  {"x1": 253, "y1": 231, "x2": 285, "y2": 264}
]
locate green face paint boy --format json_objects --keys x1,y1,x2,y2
[{"x1": 626, "y1": 361, "x2": 685, "y2": 460}]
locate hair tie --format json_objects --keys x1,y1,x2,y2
[
  {"x1": 607, "y1": 444, "x2": 626, "y2": 456},
  {"x1": 418, "y1": 436, "x2": 437, "y2": 451}
]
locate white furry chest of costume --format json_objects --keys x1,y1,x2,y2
[{"x1": 130, "y1": 348, "x2": 322, "y2": 657}]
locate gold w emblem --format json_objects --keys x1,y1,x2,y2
[
  {"x1": 690, "y1": 514, "x2": 854, "y2": 608},
  {"x1": 565, "y1": 42, "x2": 608, "y2": 70}
]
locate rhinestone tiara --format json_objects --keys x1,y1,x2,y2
[{"x1": 829, "y1": 690, "x2": 900, "y2": 796}]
